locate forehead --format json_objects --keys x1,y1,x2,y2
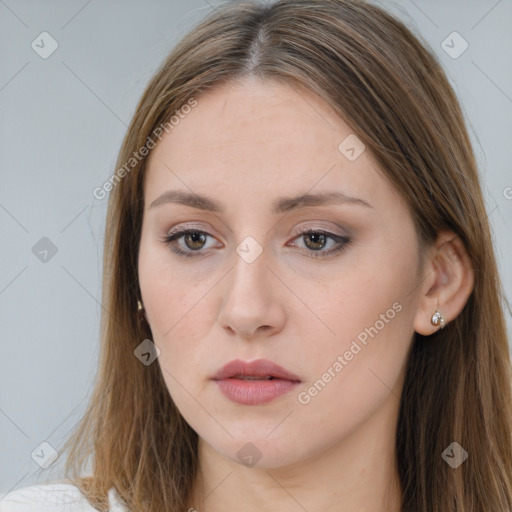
[
  {"x1": 143, "y1": 78, "x2": 400, "y2": 214},
  {"x1": 150, "y1": 78, "x2": 352, "y2": 159}
]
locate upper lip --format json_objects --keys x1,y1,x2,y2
[{"x1": 212, "y1": 359, "x2": 301, "y2": 382}]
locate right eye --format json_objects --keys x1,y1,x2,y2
[{"x1": 162, "y1": 228, "x2": 221, "y2": 258}]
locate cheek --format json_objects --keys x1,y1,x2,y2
[
  {"x1": 138, "y1": 235, "x2": 213, "y2": 340},
  {"x1": 138, "y1": 242, "x2": 205, "y2": 378},
  {"x1": 144, "y1": 274, "x2": 214, "y2": 407},
  {"x1": 307, "y1": 257, "x2": 411, "y2": 348},
  {"x1": 295, "y1": 244, "x2": 417, "y2": 403},
  {"x1": 291, "y1": 293, "x2": 414, "y2": 452},
  {"x1": 144, "y1": 278, "x2": 215, "y2": 373}
]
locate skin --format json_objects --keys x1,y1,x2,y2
[{"x1": 138, "y1": 77, "x2": 474, "y2": 512}]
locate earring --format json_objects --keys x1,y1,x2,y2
[
  {"x1": 431, "y1": 310, "x2": 446, "y2": 330},
  {"x1": 137, "y1": 300, "x2": 146, "y2": 321}
]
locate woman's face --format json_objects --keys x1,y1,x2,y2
[{"x1": 138, "y1": 78, "x2": 425, "y2": 469}]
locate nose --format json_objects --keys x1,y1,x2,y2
[{"x1": 217, "y1": 245, "x2": 286, "y2": 341}]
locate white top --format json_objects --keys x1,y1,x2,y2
[{"x1": 0, "y1": 483, "x2": 128, "y2": 512}]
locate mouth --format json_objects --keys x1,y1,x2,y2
[
  {"x1": 212, "y1": 358, "x2": 301, "y2": 381},
  {"x1": 211, "y1": 359, "x2": 301, "y2": 405},
  {"x1": 231, "y1": 375, "x2": 275, "y2": 380}
]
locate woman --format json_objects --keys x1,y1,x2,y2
[{"x1": 2, "y1": 0, "x2": 511, "y2": 511}]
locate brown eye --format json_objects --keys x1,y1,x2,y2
[
  {"x1": 182, "y1": 231, "x2": 207, "y2": 251},
  {"x1": 290, "y1": 229, "x2": 352, "y2": 259},
  {"x1": 163, "y1": 229, "x2": 219, "y2": 259},
  {"x1": 302, "y1": 232, "x2": 328, "y2": 251}
]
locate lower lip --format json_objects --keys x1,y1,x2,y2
[{"x1": 214, "y1": 378, "x2": 299, "y2": 405}]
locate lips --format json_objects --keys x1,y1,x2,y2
[
  {"x1": 212, "y1": 359, "x2": 301, "y2": 382},
  {"x1": 211, "y1": 359, "x2": 301, "y2": 405}
]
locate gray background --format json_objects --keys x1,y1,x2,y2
[{"x1": 1, "y1": 0, "x2": 511, "y2": 495}]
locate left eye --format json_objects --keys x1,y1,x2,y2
[
  {"x1": 162, "y1": 228, "x2": 352, "y2": 259},
  {"x1": 287, "y1": 229, "x2": 352, "y2": 259}
]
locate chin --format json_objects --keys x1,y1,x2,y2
[{"x1": 200, "y1": 428, "x2": 315, "y2": 470}]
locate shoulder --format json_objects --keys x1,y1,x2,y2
[{"x1": 0, "y1": 481, "x2": 128, "y2": 512}]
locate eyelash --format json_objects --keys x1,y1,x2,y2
[{"x1": 161, "y1": 227, "x2": 352, "y2": 260}]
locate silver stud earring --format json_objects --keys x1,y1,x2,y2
[{"x1": 431, "y1": 310, "x2": 446, "y2": 329}]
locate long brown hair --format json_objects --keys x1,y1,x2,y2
[{"x1": 58, "y1": 1, "x2": 512, "y2": 510}]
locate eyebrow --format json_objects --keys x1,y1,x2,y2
[{"x1": 149, "y1": 190, "x2": 373, "y2": 213}]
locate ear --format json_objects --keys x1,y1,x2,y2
[{"x1": 413, "y1": 231, "x2": 475, "y2": 335}]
